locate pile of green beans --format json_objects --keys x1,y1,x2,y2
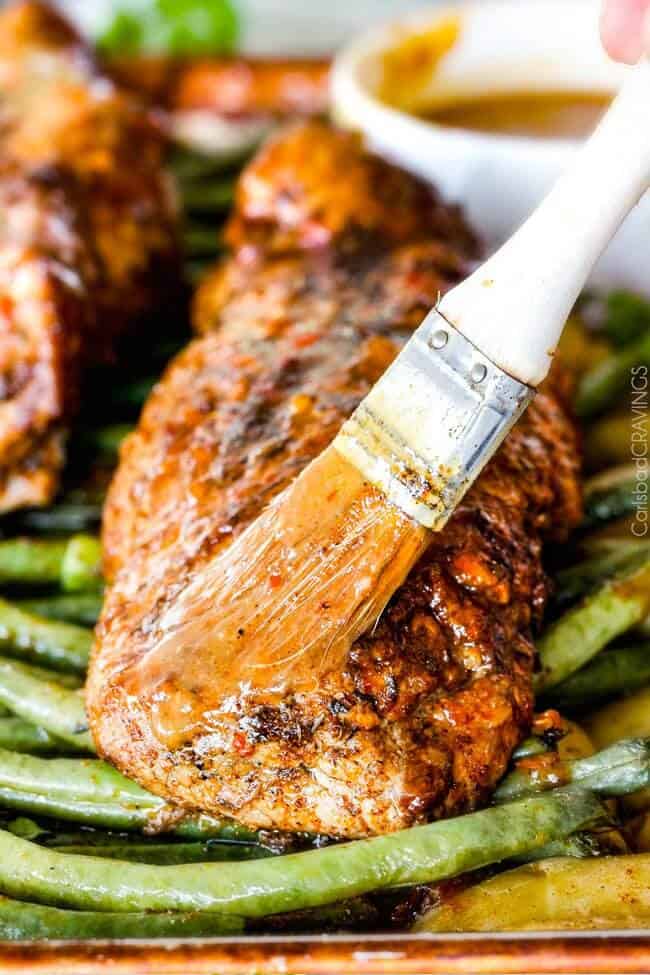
[
  {"x1": 553, "y1": 539, "x2": 650, "y2": 609},
  {"x1": 0, "y1": 659, "x2": 92, "y2": 750},
  {"x1": 582, "y1": 470, "x2": 649, "y2": 531},
  {"x1": 0, "y1": 719, "x2": 61, "y2": 756},
  {"x1": 15, "y1": 592, "x2": 102, "y2": 628},
  {"x1": 544, "y1": 644, "x2": 650, "y2": 715},
  {"x1": 0, "y1": 746, "x2": 261, "y2": 840},
  {"x1": 171, "y1": 147, "x2": 238, "y2": 279},
  {"x1": 0, "y1": 896, "x2": 246, "y2": 939},
  {"x1": 0, "y1": 788, "x2": 604, "y2": 917},
  {"x1": 7, "y1": 503, "x2": 104, "y2": 536},
  {"x1": 0, "y1": 599, "x2": 92, "y2": 673},
  {"x1": 576, "y1": 329, "x2": 650, "y2": 417},
  {"x1": 535, "y1": 553, "x2": 650, "y2": 693},
  {"x1": 494, "y1": 737, "x2": 650, "y2": 804},
  {"x1": 47, "y1": 839, "x2": 273, "y2": 865}
]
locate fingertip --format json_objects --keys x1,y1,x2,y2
[
  {"x1": 644, "y1": 8, "x2": 650, "y2": 54},
  {"x1": 600, "y1": 0, "x2": 646, "y2": 63}
]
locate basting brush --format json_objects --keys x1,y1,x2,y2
[{"x1": 142, "y1": 60, "x2": 650, "y2": 701}]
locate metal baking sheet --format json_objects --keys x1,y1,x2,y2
[{"x1": 2, "y1": 932, "x2": 650, "y2": 974}]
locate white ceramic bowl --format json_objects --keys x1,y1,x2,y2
[{"x1": 332, "y1": 0, "x2": 650, "y2": 295}]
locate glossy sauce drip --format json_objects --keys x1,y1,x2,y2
[
  {"x1": 123, "y1": 446, "x2": 430, "y2": 751},
  {"x1": 423, "y1": 92, "x2": 611, "y2": 140}
]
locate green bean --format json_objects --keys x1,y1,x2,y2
[
  {"x1": 171, "y1": 815, "x2": 261, "y2": 843},
  {"x1": 603, "y1": 290, "x2": 650, "y2": 347},
  {"x1": 0, "y1": 658, "x2": 92, "y2": 751},
  {"x1": 512, "y1": 736, "x2": 550, "y2": 759},
  {"x1": 510, "y1": 831, "x2": 602, "y2": 864},
  {"x1": 0, "y1": 749, "x2": 147, "y2": 803},
  {"x1": 183, "y1": 224, "x2": 223, "y2": 257},
  {"x1": 579, "y1": 536, "x2": 649, "y2": 559},
  {"x1": 553, "y1": 541, "x2": 650, "y2": 609},
  {"x1": 42, "y1": 823, "x2": 274, "y2": 850},
  {"x1": 583, "y1": 475, "x2": 648, "y2": 530},
  {"x1": 5, "y1": 816, "x2": 45, "y2": 839},
  {"x1": 182, "y1": 180, "x2": 234, "y2": 212},
  {"x1": 171, "y1": 149, "x2": 239, "y2": 184},
  {"x1": 0, "y1": 719, "x2": 62, "y2": 755},
  {"x1": 16, "y1": 592, "x2": 102, "y2": 627},
  {"x1": 0, "y1": 788, "x2": 603, "y2": 915},
  {"x1": 0, "y1": 786, "x2": 176, "y2": 834},
  {"x1": 582, "y1": 463, "x2": 648, "y2": 528},
  {"x1": 0, "y1": 787, "x2": 157, "y2": 830},
  {"x1": 494, "y1": 737, "x2": 650, "y2": 804},
  {"x1": 543, "y1": 644, "x2": 650, "y2": 714},
  {"x1": 145, "y1": 336, "x2": 187, "y2": 364},
  {"x1": 13, "y1": 663, "x2": 81, "y2": 689},
  {"x1": 0, "y1": 539, "x2": 68, "y2": 585},
  {"x1": 7, "y1": 504, "x2": 103, "y2": 535},
  {"x1": 37, "y1": 828, "x2": 144, "y2": 846},
  {"x1": 50, "y1": 840, "x2": 272, "y2": 864},
  {"x1": 111, "y1": 376, "x2": 157, "y2": 410},
  {"x1": 80, "y1": 424, "x2": 133, "y2": 456},
  {"x1": 535, "y1": 554, "x2": 650, "y2": 692},
  {"x1": 575, "y1": 329, "x2": 650, "y2": 417},
  {"x1": 60, "y1": 535, "x2": 102, "y2": 593},
  {"x1": 258, "y1": 896, "x2": 381, "y2": 934},
  {"x1": 38, "y1": 828, "x2": 149, "y2": 847},
  {"x1": 0, "y1": 895, "x2": 244, "y2": 939},
  {"x1": 584, "y1": 463, "x2": 639, "y2": 494},
  {"x1": 0, "y1": 597, "x2": 92, "y2": 673},
  {"x1": 186, "y1": 258, "x2": 211, "y2": 284},
  {"x1": 0, "y1": 748, "x2": 260, "y2": 841},
  {"x1": 0, "y1": 536, "x2": 101, "y2": 591}
]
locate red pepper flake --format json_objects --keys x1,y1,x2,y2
[
  {"x1": 232, "y1": 352, "x2": 257, "y2": 369},
  {"x1": 0, "y1": 294, "x2": 14, "y2": 326},
  {"x1": 293, "y1": 332, "x2": 318, "y2": 348},
  {"x1": 233, "y1": 731, "x2": 254, "y2": 757},
  {"x1": 269, "y1": 572, "x2": 283, "y2": 588}
]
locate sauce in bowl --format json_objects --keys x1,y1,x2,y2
[{"x1": 421, "y1": 91, "x2": 611, "y2": 140}]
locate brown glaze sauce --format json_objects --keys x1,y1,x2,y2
[
  {"x1": 515, "y1": 751, "x2": 571, "y2": 790},
  {"x1": 123, "y1": 446, "x2": 430, "y2": 751},
  {"x1": 422, "y1": 91, "x2": 611, "y2": 140}
]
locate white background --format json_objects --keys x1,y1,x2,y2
[{"x1": 58, "y1": 0, "x2": 444, "y2": 53}]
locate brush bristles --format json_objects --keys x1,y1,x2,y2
[{"x1": 122, "y1": 444, "x2": 430, "y2": 749}]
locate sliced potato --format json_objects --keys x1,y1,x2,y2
[
  {"x1": 415, "y1": 855, "x2": 650, "y2": 932},
  {"x1": 585, "y1": 686, "x2": 650, "y2": 749},
  {"x1": 557, "y1": 315, "x2": 611, "y2": 379},
  {"x1": 584, "y1": 411, "x2": 650, "y2": 471},
  {"x1": 557, "y1": 721, "x2": 594, "y2": 761}
]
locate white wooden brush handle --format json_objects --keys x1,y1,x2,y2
[{"x1": 439, "y1": 59, "x2": 650, "y2": 388}]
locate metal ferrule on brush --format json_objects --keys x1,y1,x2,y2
[{"x1": 333, "y1": 309, "x2": 534, "y2": 531}]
